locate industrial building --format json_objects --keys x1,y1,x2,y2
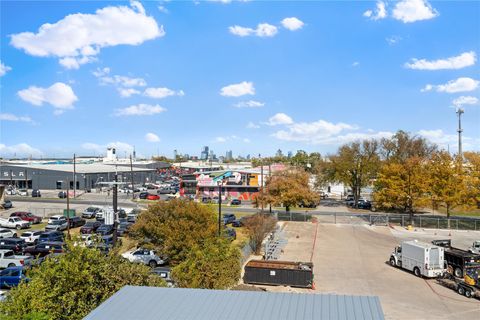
[{"x1": 85, "y1": 286, "x2": 385, "y2": 320}]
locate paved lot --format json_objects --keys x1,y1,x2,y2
[{"x1": 275, "y1": 222, "x2": 480, "y2": 320}]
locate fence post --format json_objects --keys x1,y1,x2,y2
[
  {"x1": 420, "y1": 217, "x2": 422, "y2": 228},
  {"x1": 402, "y1": 215, "x2": 404, "y2": 227},
  {"x1": 334, "y1": 213, "x2": 337, "y2": 224},
  {"x1": 456, "y1": 220, "x2": 458, "y2": 230},
  {"x1": 437, "y1": 218, "x2": 439, "y2": 230}
]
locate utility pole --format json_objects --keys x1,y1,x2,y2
[
  {"x1": 66, "y1": 180, "x2": 71, "y2": 239},
  {"x1": 456, "y1": 108, "x2": 464, "y2": 158},
  {"x1": 130, "y1": 154, "x2": 135, "y2": 200},
  {"x1": 73, "y1": 153, "x2": 76, "y2": 198},
  {"x1": 112, "y1": 173, "x2": 118, "y2": 246},
  {"x1": 268, "y1": 162, "x2": 272, "y2": 213},
  {"x1": 24, "y1": 169, "x2": 28, "y2": 192},
  {"x1": 218, "y1": 180, "x2": 222, "y2": 236},
  {"x1": 260, "y1": 157, "x2": 264, "y2": 212}
]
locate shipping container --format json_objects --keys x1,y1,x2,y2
[{"x1": 243, "y1": 260, "x2": 313, "y2": 288}]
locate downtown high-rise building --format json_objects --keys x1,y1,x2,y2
[{"x1": 200, "y1": 146, "x2": 209, "y2": 160}]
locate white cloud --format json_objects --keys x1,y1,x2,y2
[
  {"x1": 145, "y1": 133, "x2": 160, "y2": 142},
  {"x1": 363, "y1": 1, "x2": 387, "y2": 21},
  {"x1": 281, "y1": 17, "x2": 304, "y2": 31},
  {"x1": 118, "y1": 88, "x2": 141, "y2": 97},
  {"x1": 114, "y1": 103, "x2": 167, "y2": 116},
  {"x1": 158, "y1": 5, "x2": 169, "y2": 14},
  {"x1": 352, "y1": 62, "x2": 360, "y2": 67},
  {"x1": 17, "y1": 82, "x2": 78, "y2": 113},
  {"x1": 422, "y1": 77, "x2": 479, "y2": 93},
  {"x1": 417, "y1": 129, "x2": 468, "y2": 151},
  {"x1": 0, "y1": 61, "x2": 12, "y2": 77},
  {"x1": 220, "y1": 81, "x2": 255, "y2": 97},
  {"x1": 392, "y1": 0, "x2": 438, "y2": 23},
  {"x1": 0, "y1": 143, "x2": 43, "y2": 158},
  {"x1": 246, "y1": 121, "x2": 260, "y2": 129},
  {"x1": 10, "y1": 2, "x2": 164, "y2": 69},
  {"x1": 213, "y1": 135, "x2": 250, "y2": 143},
  {"x1": 243, "y1": 138, "x2": 251, "y2": 143},
  {"x1": 272, "y1": 119, "x2": 356, "y2": 143},
  {"x1": 234, "y1": 100, "x2": 264, "y2": 108},
  {"x1": 452, "y1": 96, "x2": 479, "y2": 107},
  {"x1": 215, "y1": 137, "x2": 227, "y2": 143},
  {"x1": 405, "y1": 51, "x2": 476, "y2": 70},
  {"x1": 386, "y1": 35, "x2": 402, "y2": 45},
  {"x1": 0, "y1": 113, "x2": 33, "y2": 123},
  {"x1": 93, "y1": 68, "x2": 147, "y2": 87},
  {"x1": 82, "y1": 141, "x2": 134, "y2": 155},
  {"x1": 144, "y1": 87, "x2": 185, "y2": 99},
  {"x1": 266, "y1": 113, "x2": 294, "y2": 126},
  {"x1": 229, "y1": 23, "x2": 277, "y2": 37}
]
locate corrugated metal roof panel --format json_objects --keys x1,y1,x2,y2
[{"x1": 84, "y1": 286, "x2": 385, "y2": 320}]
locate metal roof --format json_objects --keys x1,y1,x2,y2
[
  {"x1": 4, "y1": 163, "x2": 155, "y2": 174},
  {"x1": 84, "y1": 286, "x2": 385, "y2": 320}
]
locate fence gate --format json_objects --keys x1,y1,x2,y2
[{"x1": 370, "y1": 215, "x2": 389, "y2": 226}]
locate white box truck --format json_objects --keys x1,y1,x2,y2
[{"x1": 390, "y1": 240, "x2": 445, "y2": 278}]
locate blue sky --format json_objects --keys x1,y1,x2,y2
[{"x1": 1, "y1": 0, "x2": 479, "y2": 159}]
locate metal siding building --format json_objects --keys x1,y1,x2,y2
[{"x1": 84, "y1": 286, "x2": 385, "y2": 320}]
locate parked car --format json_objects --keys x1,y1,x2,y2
[
  {"x1": 31, "y1": 189, "x2": 41, "y2": 197},
  {"x1": 147, "y1": 194, "x2": 160, "y2": 201},
  {"x1": 17, "y1": 189, "x2": 28, "y2": 196},
  {"x1": 0, "y1": 266, "x2": 29, "y2": 288},
  {"x1": 223, "y1": 214, "x2": 236, "y2": 225},
  {"x1": 20, "y1": 231, "x2": 43, "y2": 245},
  {"x1": 117, "y1": 222, "x2": 132, "y2": 237},
  {"x1": 68, "y1": 216, "x2": 86, "y2": 228},
  {"x1": 5, "y1": 188, "x2": 16, "y2": 195},
  {"x1": 82, "y1": 207, "x2": 100, "y2": 219},
  {"x1": 232, "y1": 217, "x2": 248, "y2": 228},
  {"x1": 38, "y1": 231, "x2": 64, "y2": 243},
  {"x1": 1, "y1": 200, "x2": 13, "y2": 209},
  {"x1": 0, "y1": 217, "x2": 30, "y2": 230},
  {"x1": 127, "y1": 213, "x2": 138, "y2": 223},
  {"x1": 10, "y1": 212, "x2": 42, "y2": 224},
  {"x1": 357, "y1": 200, "x2": 372, "y2": 210},
  {"x1": 48, "y1": 215, "x2": 67, "y2": 225},
  {"x1": 151, "y1": 267, "x2": 174, "y2": 286},
  {"x1": 299, "y1": 200, "x2": 317, "y2": 208},
  {"x1": 45, "y1": 220, "x2": 68, "y2": 232},
  {"x1": 224, "y1": 228, "x2": 236, "y2": 241},
  {"x1": 24, "y1": 242, "x2": 64, "y2": 258},
  {"x1": 0, "y1": 228, "x2": 16, "y2": 239},
  {"x1": 138, "y1": 192, "x2": 149, "y2": 199},
  {"x1": 96, "y1": 224, "x2": 114, "y2": 236},
  {"x1": 80, "y1": 221, "x2": 102, "y2": 234},
  {"x1": 0, "y1": 238, "x2": 28, "y2": 254},
  {"x1": 0, "y1": 250, "x2": 32, "y2": 268},
  {"x1": 121, "y1": 248, "x2": 166, "y2": 268},
  {"x1": 230, "y1": 199, "x2": 242, "y2": 206},
  {"x1": 201, "y1": 197, "x2": 212, "y2": 203},
  {"x1": 58, "y1": 191, "x2": 67, "y2": 198},
  {"x1": 95, "y1": 208, "x2": 113, "y2": 222}
]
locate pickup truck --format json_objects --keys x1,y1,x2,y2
[
  {"x1": 0, "y1": 217, "x2": 30, "y2": 230},
  {"x1": 0, "y1": 250, "x2": 32, "y2": 268}
]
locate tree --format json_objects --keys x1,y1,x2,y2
[
  {"x1": 464, "y1": 152, "x2": 480, "y2": 208},
  {"x1": 427, "y1": 151, "x2": 468, "y2": 217},
  {"x1": 129, "y1": 199, "x2": 218, "y2": 263},
  {"x1": 243, "y1": 214, "x2": 277, "y2": 254},
  {"x1": 0, "y1": 243, "x2": 164, "y2": 320},
  {"x1": 380, "y1": 130, "x2": 436, "y2": 162},
  {"x1": 374, "y1": 156, "x2": 430, "y2": 221},
  {"x1": 322, "y1": 140, "x2": 380, "y2": 208},
  {"x1": 171, "y1": 238, "x2": 241, "y2": 289},
  {"x1": 254, "y1": 168, "x2": 318, "y2": 213}
]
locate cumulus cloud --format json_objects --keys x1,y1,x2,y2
[
  {"x1": 0, "y1": 113, "x2": 33, "y2": 123},
  {"x1": 220, "y1": 81, "x2": 255, "y2": 97},
  {"x1": 272, "y1": 119, "x2": 358, "y2": 143},
  {"x1": 392, "y1": 0, "x2": 438, "y2": 23},
  {"x1": 246, "y1": 121, "x2": 260, "y2": 129},
  {"x1": 93, "y1": 68, "x2": 147, "y2": 87},
  {"x1": 363, "y1": 1, "x2": 387, "y2": 21},
  {"x1": 281, "y1": 17, "x2": 304, "y2": 31},
  {"x1": 452, "y1": 96, "x2": 479, "y2": 107},
  {"x1": 405, "y1": 51, "x2": 476, "y2": 70},
  {"x1": 118, "y1": 88, "x2": 141, "y2": 98},
  {"x1": 144, "y1": 87, "x2": 185, "y2": 99},
  {"x1": 10, "y1": 2, "x2": 164, "y2": 69},
  {"x1": 416, "y1": 129, "x2": 479, "y2": 152},
  {"x1": 229, "y1": 23, "x2": 277, "y2": 37},
  {"x1": 0, "y1": 143, "x2": 43, "y2": 158},
  {"x1": 422, "y1": 77, "x2": 479, "y2": 93},
  {"x1": 0, "y1": 61, "x2": 12, "y2": 77},
  {"x1": 215, "y1": 137, "x2": 227, "y2": 143},
  {"x1": 352, "y1": 62, "x2": 360, "y2": 67},
  {"x1": 386, "y1": 35, "x2": 402, "y2": 45},
  {"x1": 145, "y1": 133, "x2": 160, "y2": 142},
  {"x1": 266, "y1": 113, "x2": 294, "y2": 126},
  {"x1": 234, "y1": 100, "x2": 264, "y2": 108},
  {"x1": 17, "y1": 82, "x2": 78, "y2": 114},
  {"x1": 114, "y1": 103, "x2": 167, "y2": 116}
]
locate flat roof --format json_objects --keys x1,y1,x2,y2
[
  {"x1": 4, "y1": 163, "x2": 155, "y2": 174},
  {"x1": 85, "y1": 286, "x2": 384, "y2": 320}
]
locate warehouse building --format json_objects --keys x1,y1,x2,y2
[
  {"x1": 0, "y1": 161, "x2": 170, "y2": 190},
  {"x1": 85, "y1": 286, "x2": 385, "y2": 320}
]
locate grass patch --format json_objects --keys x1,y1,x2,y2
[
  {"x1": 232, "y1": 227, "x2": 249, "y2": 248},
  {"x1": 436, "y1": 207, "x2": 480, "y2": 218}
]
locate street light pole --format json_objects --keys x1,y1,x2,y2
[
  {"x1": 218, "y1": 180, "x2": 222, "y2": 236},
  {"x1": 66, "y1": 180, "x2": 71, "y2": 239},
  {"x1": 112, "y1": 173, "x2": 118, "y2": 246},
  {"x1": 456, "y1": 108, "x2": 464, "y2": 158}
]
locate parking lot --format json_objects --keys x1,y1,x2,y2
[{"x1": 273, "y1": 222, "x2": 480, "y2": 320}]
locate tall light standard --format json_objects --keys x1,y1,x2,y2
[
  {"x1": 456, "y1": 108, "x2": 464, "y2": 158},
  {"x1": 217, "y1": 178, "x2": 226, "y2": 236}
]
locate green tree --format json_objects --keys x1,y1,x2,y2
[
  {"x1": 0, "y1": 243, "x2": 164, "y2": 320},
  {"x1": 380, "y1": 130, "x2": 436, "y2": 162},
  {"x1": 130, "y1": 199, "x2": 218, "y2": 263},
  {"x1": 171, "y1": 238, "x2": 241, "y2": 289},
  {"x1": 254, "y1": 168, "x2": 318, "y2": 213}
]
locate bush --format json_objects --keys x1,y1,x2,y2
[{"x1": 243, "y1": 214, "x2": 277, "y2": 255}]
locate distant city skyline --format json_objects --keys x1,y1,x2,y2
[{"x1": 1, "y1": 1, "x2": 479, "y2": 159}]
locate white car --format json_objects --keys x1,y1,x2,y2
[
  {"x1": 121, "y1": 248, "x2": 166, "y2": 268},
  {"x1": 45, "y1": 220, "x2": 68, "y2": 231},
  {"x1": 48, "y1": 215, "x2": 67, "y2": 224},
  {"x1": 18, "y1": 189, "x2": 28, "y2": 196},
  {"x1": 0, "y1": 228, "x2": 16, "y2": 239},
  {"x1": 5, "y1": 189, "x2": 16, "y2": 195},
  {"x1": 20, "y1": 231, "x2": 44, "y2": 244}
]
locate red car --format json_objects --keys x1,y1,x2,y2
[
  {"x1": 146, "y1": 194, "x2": 160, "y2": 200},
  {"x1": 10, "y1": 212, "x2": 42, "y2": 224}
]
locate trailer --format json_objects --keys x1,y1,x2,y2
[
  {"x1": 243, "y1": 260, "x2": 313, "y2": 288},
  {"x1": 432, "y1": 239, "x2": 480, "y2": 278},
  {"x1": 437, "y1": 265, "x2": 480, "y2": 299},
  {"x1": 390, "y1": 240, "x2": 445, "y2": 278}
]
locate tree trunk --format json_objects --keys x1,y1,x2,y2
[
  {"x1": 286, "y1": 205, "x2": 290, "y2": 213},
  {"x1": 446, "y1": 203, "x2": 450, "y2": 219}
]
